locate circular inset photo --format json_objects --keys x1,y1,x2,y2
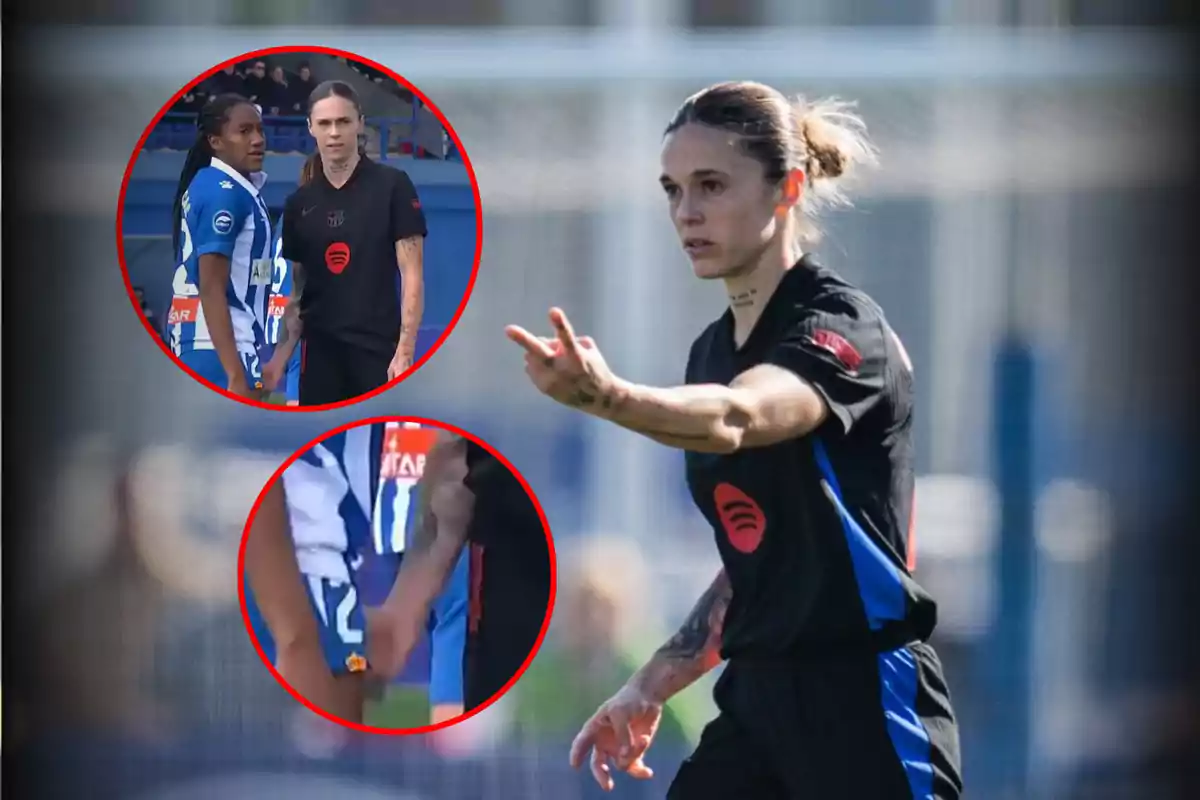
[
  {"x1": 238, "y1": 418, "x2": 556, "y2": 734},
  {"x1": 118, "y1": 47, "x2": 481, "y2": 410}
]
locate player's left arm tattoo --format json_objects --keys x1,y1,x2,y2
[
  {"x1": 375, "y1": 433, "x2": 473, "y2": 677},
  {"x1": 278, "y1": 260, "x2": 305, "y2": 351},
  {"x1": 395, "y1": 236, "x2": 424, "y2": 359},
  {"x1": 628, "y1": 570, "x2": 731, "y2": 703}
]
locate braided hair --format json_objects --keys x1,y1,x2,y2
[{"x1": 171, "y1": 93, "x2": 256, "y2": 257}]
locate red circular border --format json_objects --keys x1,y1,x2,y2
[
  {"x1": 114, "y1": 46, "x2": 485, "y2": 412},
  {"x1": 235, "y1": 416, "x2": 558, "y2": 736}
]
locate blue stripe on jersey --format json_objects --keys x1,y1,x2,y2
[
  {"x1": 286, "y1": 423, "x2": 385, "y2": 564},
  {"x1": 268, "y1": 217, "x2": 304, "y2": 392},
  {"x1": 268, "y1": 219, "x2": 290, "y2": 346},
  {"x1": 374, "y1": 475, "x2": 421, "y2": 555},
  {"x1": 811, "y1": 438, "x2": 906, "y2": 630},
  {"x1": 172, "y1": 158, "x2": 272, "y2": 356},
  {"x1": 877, "y1": 647, "x2": 936, "y2": 799},
  {"x1": 318, "y1": 427, "x2": 382, "y2": 556},
  {"x1": 812, "y1": 438, "x2": 933, "y2": 797}
]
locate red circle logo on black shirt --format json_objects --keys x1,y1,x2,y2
[
  {"x1": 714, "y1": 482, "x2": 766, "y2": 553},
  {"x1": 325, "y1": 242, "x2": 351, "y2": 274}
]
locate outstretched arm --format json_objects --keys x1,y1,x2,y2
[
  {"x1": 508, "y1": 309, "x2": 829, "y2": 453},
  {"x1": 628, "y1": 569, "x2": 731, "y2": 703}
]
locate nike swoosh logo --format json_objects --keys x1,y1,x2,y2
[{"x1": 301, "y1": 206, "x2": 317, "y2": 216}]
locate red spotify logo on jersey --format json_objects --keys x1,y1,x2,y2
[
  {"x1": 714, "y1": 482, "x2": 766, "y2": 553},
  {"x1": 325, "y1": 242, "x2": 351, "y2": 274}
]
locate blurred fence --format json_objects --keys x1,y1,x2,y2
[{"x1": 22, "y1": 20, "x2": 1193, "y2": 800}]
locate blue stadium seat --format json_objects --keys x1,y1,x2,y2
[
  {"x1": 275, "y1": 124, "x2": 308, "y2": 154},
  {"x1": 168, "y1": 123, "x2": 194, "y2": 150},
  {"x1": 145, "y1": 128, "x2": 168, "y2": 150}
]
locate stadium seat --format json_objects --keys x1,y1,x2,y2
[
  {"x1": 266, "y1": 124, "x2": 291, "y2": 153},
  {"x1": 168, "y1": 123, "x2": 194, "y2": 150},
  {"x1": 145, "y1": 128, "x2": 168, "y2": 150}
]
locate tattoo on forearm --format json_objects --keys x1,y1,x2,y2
[
  {"x1": 659, "y1": 570, "x2": 731, "y2": 661},
  {"x1": 407, "y1": 434, "x2": 467, "y2": 552},
  {"x1": 396, "y1": 235, "x2": 423, "y2": 265},
  {"x1": 634, "y1": 570, "x2": 731, "y2": 700},
  {"x1": 292, "y1": 260, "x2": 305, "y2": 298},
  {"x1": 408, "y1": 477, "x2": 438, "y2": 553},
  {"x1": 550, "y1": 373, "x2": 613, "y2": 412},
  {"x1": 397, "y1": 236, "x2": 424, "y2": 347}
]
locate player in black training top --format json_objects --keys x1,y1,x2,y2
[
  {"x1": 263, "y1": 80, "x2": 426, "y2": 406},
  {"x1": 507, "y1": 81, "x2": 962, "y2": 799},
  {"x1": 366, "y1": 431, "x2": 552, "y2": 712}
]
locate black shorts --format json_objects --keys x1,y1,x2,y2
[
  {"x1": 668, "y1": 642, "x2": 963, "y2": 799},
  {"x1": 298, "y1": 334, "x2": 392, "y2": 405},
  {"x1": 462, "y1": 542, "x2": 550, "y2": 710}
]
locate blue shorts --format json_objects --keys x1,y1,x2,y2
[
  {"x1": 284, "y1": 348, "x2": 301, "y2": 403},
  {"x1": 245, "y1": 575, "x2": 369, "y2": 675},
  {"x1": 179, "y1": 348, "x2": 263, "y2": 392}
]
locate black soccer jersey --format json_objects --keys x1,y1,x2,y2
[
  {"x1": 281, "y1": 157, "x2": 427, "y2": 358},
  {"x1": 684, "y1": 255, "x2": 936, "y2": 660},
  {"x1": 461, "y1": 441, "x2": 552, "y2": 708}
]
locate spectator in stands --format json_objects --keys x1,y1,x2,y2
[
  {"x1": 263, "y1": 66, "x2": 298, "y2": 116},
  {"x1": 242, "y1": 60, "x2": 268, "y2": 103},
  {"x1": 294, "y1": 62, "x2": 317, "y2": 102},
  {"x1": 204, "y1": 65, "x2": 244, "y2": 98},
  {"x1": 133, "y1": 286, "x2": 165, "y2": 344},
  {"x1": 172, "y1": 87, "x2": 205, "y2": 115}
]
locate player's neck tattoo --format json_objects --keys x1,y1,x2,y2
[
  {"x1": 729, "y1": 288, "x2": 758, "y2": 309},
  {"x1": 324, "y1": 151, "x2": 360, "y2": 185}
]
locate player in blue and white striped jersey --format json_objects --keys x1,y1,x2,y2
[
  {"x1": 168, "y1": 94, "x2": 273, "y2": 400},
  {"x1": 265, "y1": 218, "x2": 302, "y2": 405},
  {"x1": 244, "y1": 423, "x2": 384, "y2": 722},
  {"x1": 245, "y1": 421, "x2": 468, "y2": 725}
]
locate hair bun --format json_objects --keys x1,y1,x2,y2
[{"x1": 801, "y1": 118, "x2": 849, "y2": 181}]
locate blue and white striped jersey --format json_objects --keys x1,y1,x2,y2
[
  {"x1": 267, "y1": 217, "x2": 303, "y2": 393},
  {"x1": 372, "y1": 421, "x2": 436, "y2": 555},
  {"x1": 283, "y1": 423, "x2": 385, "y2": 583},
  {"x1": 170, "y1": 157, "x2": 273, "y2": 360}
]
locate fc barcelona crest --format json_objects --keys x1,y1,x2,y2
[{"x1": 327, "y1": 209, "x2": 345, "y2": 228}]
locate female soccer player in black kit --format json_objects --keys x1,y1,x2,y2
[
  {"x1": 263, "y1": 80, "x2": 427, "y2": 406},
  {"x1": 508, "y1": 81, "x2": 963, "y2": 798}
]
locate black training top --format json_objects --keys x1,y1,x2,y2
[
  {"x1": 461, "y1": 441, "x2": 551, "y2": 707},
  {"x1": 281, "y1": 157, "x2": 427, "y2": 357},
  {"x1": 684, "y1": 255, "x2": 936, "y2": 661}
]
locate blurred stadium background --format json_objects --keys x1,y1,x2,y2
[{"x1": 18, "y1": 1, "x2": 1194, "y2": 798}]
